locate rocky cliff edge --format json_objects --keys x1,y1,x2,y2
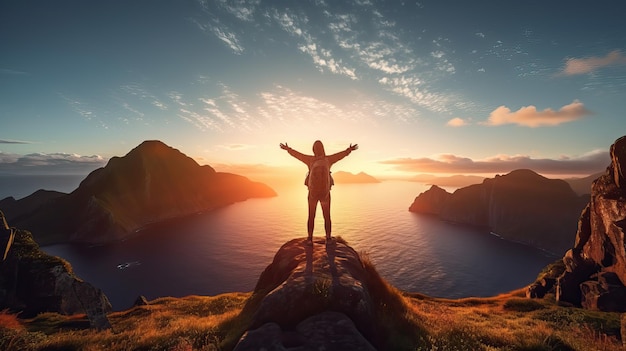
[
  {"x1": 230, "y1": 237, "x2": 422, "y2": 351},
  {"x1": 529, "y1": 135, "x2": 626, "y2": 312}
]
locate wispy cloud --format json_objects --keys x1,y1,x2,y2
[
  {"x1": 270, "y1": 9, "x2": 357, "y2": 80},
  {"x1": 380, "y1": 149, "x2": 608, "y2": 176},
  {"x1": 192, "y1": 5, "x2": 245, "y2": 55},
  {"x1": 214, "y1": 0, "x2": 260, "y2": 22},
  {"x1": 59, "y1": 94, "x2": 109, "y2": 129},
  {"x1": 192, "y1": 0, "x2": 468, "y2": 114},
  {"x1": 481, "y1": 100, "x2": 591, "y2": 127},
  {"x1": 559, "y1": 50, "x2": 626, "y2": 76},
  {"x1": 0, "y1": 152, "x2": 107, "y2": 174},
  {"x1": 211, "y1": 25, "x2": 245, "y2": 54},
  {"x1": 0, "y1": 139, "x2": 33, "y2": 144},
  {"x1": 120, "y1": 83, "x2": 168, "y2": 111}
]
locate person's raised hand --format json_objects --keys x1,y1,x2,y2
[
  {"x1": 349, "y1": 143, "x2": 359, "y2": 151},
  {"x1": 280, "y1": 142, "x2": 289, "y2": 150}
]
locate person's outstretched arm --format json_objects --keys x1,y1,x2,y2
[
  {"x1": 280, "y1": 142, "x2": 312, "y2": 165},
  {"x1": 327, "y1": 143, "x2": 358, "y2": 165}
]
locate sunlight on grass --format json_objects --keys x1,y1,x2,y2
[{"x1": 0, "y1": 257, "x2": 623, "y2": 351}]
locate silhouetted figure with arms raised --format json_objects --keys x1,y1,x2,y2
[{"x1": 280, "y1": 140, "x2": 358, "y2": 245}]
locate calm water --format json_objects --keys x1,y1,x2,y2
[
  {"x1": 38, "y1": 181, "x2": 557, "y2": 311},
  {"x1": 0, "y1": 174, "x2": 85, "y2": 200}
]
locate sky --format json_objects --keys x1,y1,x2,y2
[{"x1": 1, "y1": 0, "x2": 625, "y2": 185}]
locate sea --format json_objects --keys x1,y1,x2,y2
[{"x1": 1, "y1": 176, "x2": 557, "y2": 311}]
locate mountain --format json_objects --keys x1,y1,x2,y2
[
  {"x1": 332, "y1": 171, "x2": 380, "y2": 184},
  {"x1": 409, "y1": 169, "x2": 589, "y2": 255},
  {"x1": 529, "y1": 135, "x2": 626, "y2": 312},
  {"x1": 5, "y1": 140, "x2": 276, "y2": 245},
  {"x1": 564, "y1": 172, "x2": 604, "y2": 196}
]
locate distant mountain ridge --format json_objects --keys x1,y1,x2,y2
[
  {"x1": 332, "y1": 171, "x2": 380, "y2": 184},
  {"x1": 3, "y1": 140, "x2": 276, "y2": 245},
  {"x1": 409, "y1": 169, "x2": 590, "y2": 255},
  {"x1": 564, "y1": 172, "x2": 603, "y2": 195}
]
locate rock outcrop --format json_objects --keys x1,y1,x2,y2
[
  {"x1": 0, "y1": 217, "x2": 112, "y2": 329},
  {"x1": 409, "y1": 169, "x2": 589, "y2": 255},
  {"x1": 546, "y1": 135, "x2": 626, "y2": 311},
  {"x1": 232, "y1": 238, "x2": 391, "y2": 350},
  {"x1": 4, "y1": 140, "x2": 276, "y2": 245}
]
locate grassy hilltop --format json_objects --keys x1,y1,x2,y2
[{"x1": 0, "y1": 252, "x2": 622, "y2": 351}]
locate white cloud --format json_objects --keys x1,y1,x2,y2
[
  {"x1": 211, "y1": 26, "x2": 245, "y2": 55},
  {"x1": 257, "y1": 85, "x2": 418, "y2": 126},
  {"x1": 559, "y1": 50, "x2": 626, "y2": 76},
  {"x1": 271, "y1": 9, "x2": 358, "y2": 80},
  {"x1": 215, "y1": 0, "x2": 260, "y2": 21},
  {"x1": 481, "y1": 100, "x2": 591, "y2": 127},
  {"x1": 176, "y1": 83, "x2": 255, "y2": 132}
]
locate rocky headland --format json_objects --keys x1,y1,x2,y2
[
  {"x1": 528, "y1": 135, "x2": 626, "y2": 312},
  {"x1": 1, "y1": 140, "x2": 276, "y2": 245},
  {"x1": 409, "y1": 169, "x2": 589, "y2": 255}
]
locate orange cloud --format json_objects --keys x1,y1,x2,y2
[
  {"x1": 446, "y1": 117, "x2": 467, "y2": 127},
  {"x1": 560, "y1": 50, "x2": 626, "y2": 76},
  {"x1": 482, "y1": 100, "x2": 590, "y2": 127}
]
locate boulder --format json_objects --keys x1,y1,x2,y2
[
  {"x1": 235, "y1": 312, "x2": 376, "y2": 351},
  {"x1": 233, "y1": 238, "x2": 380, "y2": 350},
  {"x1": 0, "y1": 228, "x2": 112, "y2": 329},
  {"x1": 580, "y1": 272, "x2": 626, "y2": 312}
]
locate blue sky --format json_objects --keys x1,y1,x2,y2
[{"x1": 1, "y1": 0, "x2": 625, "y2": 181}]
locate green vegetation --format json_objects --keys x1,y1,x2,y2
[{"x1": 0, "y1": 249, "x2": 623, "y2": 351}]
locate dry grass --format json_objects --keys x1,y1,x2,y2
[
  {"x1": 406, "y1": 289, "x2": 623, "y2": 351},
  {"x1": 0, "y1": 255, "x2": 623, "y2": 351},
  {"x1": 0, "y1": 293, "x2": 249, "y2": 351}
]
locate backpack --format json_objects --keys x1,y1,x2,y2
[{"x1": 306, "y1": 157, "x2": 332, "y2": 199}]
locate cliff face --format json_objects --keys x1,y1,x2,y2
[
  {"x1": 409, "y1": 169, "x2": 589, "y2": 255},
  {"x1": 0, "y1": 218, "x2": 111, "y2": 329},
  {"x1": 6, "y1": 140, "x2": 276, "y2": 245},
  {"x1": 550, "y1": 135, "x2": 626, "y2": 311}
]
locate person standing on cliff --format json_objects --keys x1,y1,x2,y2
[{"x1": 280, "y1": 140, "x2": 358, "y2": 245}]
